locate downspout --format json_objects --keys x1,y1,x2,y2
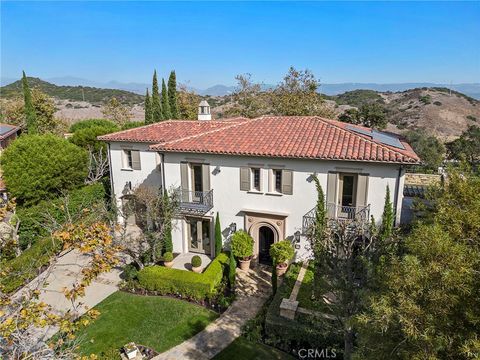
[
  {"x1": 393, "y1": 165, "x2": 403, "y2": 226},
  {"x1": 160, "y1": 152, "x2": 166, "y2": 193},
  {"x1": 107, "y1": 143, "x2": 115, "y2": 200}
]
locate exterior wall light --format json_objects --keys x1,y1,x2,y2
[
  {"x1": 230, "y1": 223, "x2": 237, "y2": 233},
  {"x1": 294, "y1": 230, "x2": 301, "y2": 243}
]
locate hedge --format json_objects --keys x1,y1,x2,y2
[
  {"x1": 69, "y1": 119, "x2": 118, "y2": 133},
  {"x1": 16, "y1": 183, "x2": 106, "y2": 249},
  {"x1": 137, "y1": 253, "x2": 229, "y2": 300},
  {"x1": 0, "y1": 237, "x2": 62, "y2": 293}
]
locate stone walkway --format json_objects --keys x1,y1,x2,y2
[{"x1": 153, "y1": 265, "x2": 272, "y2": 360}]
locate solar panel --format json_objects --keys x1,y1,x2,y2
[{"x1": 345, "y1": 124, "x2": 405, "y2": 149}]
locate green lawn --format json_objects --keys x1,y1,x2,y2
[
  {"x1": 76, "y1": 291, "x2": 218, "y2": 356},
  {"x1": 213, "y1": 337, "x2": 294, "y2": 360},
  {"x1": 296, "y1": 264, "x2": 331, "y2": 313}
]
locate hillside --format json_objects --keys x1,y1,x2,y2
[{"x1": 0, "y1": 77, "x2": 143, "y2": 105}]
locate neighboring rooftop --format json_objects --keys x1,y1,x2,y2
[
  {"x1": 100, "y1": 116, "x2": 420, "y2": 164},
  {"x1": 0, "y1": 123, "x2": 20, "y2": 140}
]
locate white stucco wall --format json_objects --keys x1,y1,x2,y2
[{"x1": 107, "y1": 144, "x2": 405, "y2": 260}]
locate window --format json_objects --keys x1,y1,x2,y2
[
  {"x1": 124, "y1": 150, "x2": 133, "y2": 168},
  {"x1": 123, "y1": 150, "x2": 141, "y2": 170},
  {"x1": 252, "y1": 168, "x2": 261, "y2": 191},
  {"x1": 274, "y1": 170, "x2": 282, "y2": 193}
]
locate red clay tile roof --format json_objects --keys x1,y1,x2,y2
[
  {"x1": 100, "y1": 116, "x2": 420, "y2": 164},
  {"x1": 97, "y1": 118, "x2": 248, "y2": 143}
]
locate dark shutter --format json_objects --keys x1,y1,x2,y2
[
  {"x1": 240, "y1": 167, "x2": 250, "y2": 191},
  {"x1": 282, "y1": 170, "x2": 293, "y2": 195},
  {"x1": 131, "y1": 151, "x2": 141, "y2": 170}
]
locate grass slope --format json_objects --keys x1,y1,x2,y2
[
  {"x1": 212, "y1": 337, "x2": 294, "y2": 360},
  {"x1": 77, "y1": 291, "x2": 218, "y2": 356},
  {"x1": 0, "y1": 77, "x2": 143, "y2": 105}
]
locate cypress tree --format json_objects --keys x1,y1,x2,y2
[
  {"x1": 22, "y1": 71, "x2": 38, "y2": 134},
  {"x1": 161, "y1": 78, "x2": 171, "y2": 120},
  {"x1": 215, "y1": 212, "x2": 222, "y2": 256},
  {"x1": 168, "y1": 70, "x2": 179, "y2": 119},
  {"x1": 144, "y1": 88, "x2": 153, "y2": 124},
  {"x1": 380, "y1": 185, "x2": 394, "y2": 240},
  {"x1": 151, "y1": 70, "x2": 162, "y2": 122},
  {"x1": 312, "y1": 175, "x2": 326, "y2": 299},
  {"x1": 228, "y1": 250, "x2": 236, "y2": 288}
]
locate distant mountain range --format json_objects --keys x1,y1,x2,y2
[{"x1": 1, "y1": 76, "x2": 479, "y2": 99}]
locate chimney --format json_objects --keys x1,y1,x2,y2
[{"x1": 198, "y1": 100, "x2": 211, "y2": 121}]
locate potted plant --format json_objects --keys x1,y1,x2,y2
[
  {"x1": 163, "y1": 252, "x2": 174, "y2": 268},
  {"x1": 269, "y1": 240, "x2": 295, "y2": 276},
  {"x1": 123, "y1": 342, "x2": 139, "y2": 359},
  {"x1": 191, "y1": 255, "x2": 202, "y2": 273},
  {"x1": 231, "y1": 230, "x2": 254, "y2": 271}
]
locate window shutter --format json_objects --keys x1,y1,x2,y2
[
  {"x1": 239, "y1": 167, "x2": 250, "y2": 191},
  {"x1": 131, "y1": 151, "x2": 141, "y2": 170},
  {"x1": 355, "y1": 174, "x2": 369, "y2": 207},
  {"x1": 326, "y1": 172, "x2": 338, "y2": 218},
  {"x1": 180, "y1": 163, "x2": 189, "y2": 202},
  {"x1": 202, "y1": 164, "x2": 210, "y2": 191},
  {"x1": 282, "y1": 170, "x2": 293, "y2": 195}
]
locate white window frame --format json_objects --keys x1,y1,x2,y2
[{"x1": 123, "y1": 149, "x2": 133, "y2": 169}]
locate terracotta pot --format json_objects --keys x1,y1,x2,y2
[
  {"x1": 192, "y1": 266, "x2": 202, "y2": 273},
  {"x1": 164, "y1": 261, "x2": 174, "y2": 268},
  {"x1": 276, "y1": 263, "x2": 288, "y2": 276},
  {"x1": 239, "y1": 258, "x2": 251, "y2": 271}
]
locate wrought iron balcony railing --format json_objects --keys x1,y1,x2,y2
[
  {"x1": 178, "y1": 189, "x2": 213, "y2": 215},
  {"x1": 302, "y1": 203, "x2": 370, "y2": 235}
]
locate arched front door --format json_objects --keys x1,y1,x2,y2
[{"x1": 259, "y1": 226, "x2": 275, "y2": 265}]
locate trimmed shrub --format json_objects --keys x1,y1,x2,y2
[
  {"x1": 137, "y1": 253, "x2": 229, "y2": 300},
  {"x1": 231, "y1": 230, "x2": 254, "y2": 260},
  {"x1": 69, "y1": 119, "x2": 117, "y2": 133},
  {"x1": 163, "y1": 252, "x2": 173, "y2": 262},
  {"x1": 215, "y1": 212, "x2": 222, "y2": 256},
  {"x1": 163, "y1": 222, "x2": 173, "y2": 254},
  {"x1": 0, "y1": 237, "x2": 61, "y2": 293},
  {"x1": 192, "y1": 255, "x2": 202, "y2": 268},
  {"x1": 0, "y1": 134, "x2": 88, "y2": 205},
  {"x1": 270, "y1": 240, "x2": 294, "y2": 265},
  {"x1": 16, "y1": 183, "x2": 106, "y2": 249},
  {"x1": 123, "y1": 264, "x2": 138, "y2": 281}
]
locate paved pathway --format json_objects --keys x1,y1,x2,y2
[{"x1": 153, "y1": 265, "x2": 272, "y2": 360}]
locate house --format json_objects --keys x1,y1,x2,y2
[{"x1": 99, "y1": 102, "x2": 420, "y2": 262}]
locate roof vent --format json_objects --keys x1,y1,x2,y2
[{"x1": 345, "y1": 125, "x2": 405, "y2": 149}]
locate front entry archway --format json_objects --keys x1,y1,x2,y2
[{"x1": 258, "y1": 226, "x2": 275, "y2": 265}]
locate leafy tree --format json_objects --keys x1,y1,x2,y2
[
  {"x1": 446, "y1": 125, "x2": 480, "y2": 165},
  {"x1": 177, "y1": 84, "x2": 200, "y2": 120},
  {"x1": 161, "y1": 78, "x2": 171, "y2": 120},
  {"x1": 271, "y1": 66, "x2": 334, "y2": 117},
  {"x1": 69, "y1": 118, "x2": 117, "y2": 133},
  {"x1": 226, "y1": 73, "x2": 269, "y2": 118},
  {"x1": 30, "y1": 89, "x2": 61, "y2": 134},
  {"x1": 339, "y1": 103, "x2": 388, "y2": 130},
  {"x1": 168, "y1": 70, "x2": 179, "y2": 119},
  {"x1": 102, "y1": 97, "x2": 132, "y2": 127},
  {"x1": 0, "y1": 134, "x2": 88, "y2": 205},
  {"x1": 215, "y1": 212, "x2": 222, "y2": 256},
  {"x1": 22, "y1": 71, "x2": 37, "y2": 134},
  {"x1": 355, "y1": 168, "x2": 480, "y2": 360},
  {"x1": 69, "y1": 124, "x2": 119, "y2": 153},
  {"x1": 404, "y1": 129, "x2": 445, "y2": 171},
  {"x1": 144, "y1": 88, "x2": 153, "y2": 124},
  {"x1": 379, "y1": 185, "x2": 394, "y2": 240},
  {"x1": 151, "y1": 70, "x2": 162, "y2": 122}
]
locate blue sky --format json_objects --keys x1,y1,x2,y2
[{"x1": 1, "y1": 1, "x2": 479, "y2": 88}]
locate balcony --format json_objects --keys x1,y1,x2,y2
[
  {"x1": 302, "y1": 203, "x2": 370, "y2": 235},
  {"x1": 178, "y1": 189, "x2": 213, "y2": 216}
]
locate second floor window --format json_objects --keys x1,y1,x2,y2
[
  {"x1": 252, "y1": 168, "x2": 261, "y2": 191},
  {"x1": 123, "y1": 150, "x2": 141, "y2": 170},
  {"x1": 274, "y1": 169, "x2": 282, "y2": 193}
]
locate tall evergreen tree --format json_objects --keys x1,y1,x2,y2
[
  {"x1": 22, "y1": 71, "x2": 38, "y2": 134},
  {"x1": 151, "y1": 70, "x2": 162, "y2": 122},
  {"x1": 161, "y1": 78, "x2": 171, "y2": 120},
  {"x1": 144, "y1": 88, "x2": 153, "y2": 124},
  {"x1": 380, "y1": 185, "x2": 394, "y2": 240},
  {"x1": 168, "y1": 70, "x2": 179, "y2": 119},
  {"x1": 215, "y1": 212, "x2": 222, "y2": 256}
]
